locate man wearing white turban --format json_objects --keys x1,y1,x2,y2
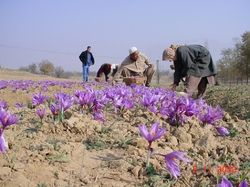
[{"x1": 114, "y1": 47, "x2": 155, "y2": 87}]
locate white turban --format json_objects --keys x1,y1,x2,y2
[{"x1": 129, "y1": 47, "x2": 138, "y2": 54}]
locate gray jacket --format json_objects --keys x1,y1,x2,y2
[{"x1": 174, "y1": 45, "x2": 216, "y2": 85}]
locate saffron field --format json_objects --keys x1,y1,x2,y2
[{"x1": 0, "y1": 77, "x2": 249, "y2": 187}]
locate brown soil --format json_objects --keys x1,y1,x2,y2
[{"x1": 0, "y1": 69, "x2": 249, "y2": 187}]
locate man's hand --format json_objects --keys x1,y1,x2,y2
[
  {"x1": 95, "y1": 77, "x2": 101, "y2": 82},
  {"x1": 111, "y1": 80, "x2": 116, "y2": 86},
  {"x1": 147, "y1": 64, "x2": 153, "y2": 68},
  {"x1": 170, "y1": 83, "x2": 177, "y2": 91},
  {"x1": 177, "y1": 92, "x2": 188, "y2": 97},
  {"x1": 170, "y1": 64, "x2": 175, "y2": 70},
  {"x1": 108, "y1": 76, "x2": 113, "y2": 82},
  {"x1": 107, "y1": 77, "x2": 114, "y2": 84}
]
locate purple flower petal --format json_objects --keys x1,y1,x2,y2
[
  {"x1": 139, "y1": 123, "x2": 166, "y2": 145},
  {"x1": 32, "y1": 92, "x2": 47, "y2": 106},
  {"x1": 150, "y1": 122, "x2": 166, "y2": 140},
  {"x1": 93, "y1": 112, "x2": 105, "y2": 122},
  {"x1": 239, "y1": 179, "x2": 248, "y2": 187},
  {"x1": 50, "y1": 103, "x2": 59, "y2": 116},
  {"x1": 0, "y1": 101, "x2": 8, "y2": 110},
  {"x1": 165, "y1": 157, "x2": 180, "y2": 178},
  {"x1": 139, "y1": 125, "x2": 149, "y2": 139},
  {"x1": 217, "y1": 176, "x2": 233, "y2": 187},
  {"x1": 0, "y1": 109, "x2": 19, "y2": 128},
  {"x1": 164, "y1": 151, "x2": 191, "y2": 179},
  {"x1": 216, "y1": 127, "x2": 230, "y2": 136},
  {"x1": 0, "y1": 133, "x2": 8, "y2": 153},
  {"x1": 36, "y1": 107, "x2": 46, "y2": 120}
]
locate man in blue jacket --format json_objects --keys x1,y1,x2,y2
[{"x1": 79, "y1": 46, "x2": 95, "y2": 81}]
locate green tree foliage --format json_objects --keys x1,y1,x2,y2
[
  {"x1": 217, "y1": 31, "x2": 250, "y2": 83},
  {"x1": 39, "y1": 60, "x2": 55, "y2": 75},
  {"x1": 217, "y1": 47, "x2": 241, "y2": 82},
  {"x1": 240, "y1": 31, "x2": 250, "y2": 83}
]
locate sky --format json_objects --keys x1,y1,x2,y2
[{"x1": 0, "y1": 0, "x2": 250, "y2": 72}]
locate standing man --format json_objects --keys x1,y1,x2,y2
[
  {"x1": 79, "y1": 46, "x2": 95, "y2": 82},
  {"x1": 114, "y1": 47, "x2": 155, "y2": 87}
]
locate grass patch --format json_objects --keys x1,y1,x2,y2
[
  {"x1": 46, "y1": 152, "x2": 69, "y2": 163},
  {"x1": 115, "y1": 137, "x2": 133, "y2": 149},
  {"x1": 218, "y1": 154, "x2": 234, "y2": 164},
  {"x1": 37, "y1": 183, "x2": 47, "y2": 187},
  {"x1": 83, "y1": 137, "x2": 108, "y2": 151},
  {"x1": 229, "y1": 128, "x2": 239, "y2": 137},
  {"x1": 142, "y1": 173, "x2": 175, "y2": 187},
  {"x1": 46, "y1": 138, "x2": 65, "y2": 151}
]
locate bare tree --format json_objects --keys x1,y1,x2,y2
[
  {"x1": 217, "y1": 48, "x2": 240, "y2": 83},
  {"x1": 39, "y1": 60, "x2": 55, "y2": 75},
  {"x1": 241, "y1": 31, "x2": 250, "y2": 83},
  {"x1": 55, "y1": 66, "x2": 65, "y2": 78},
  {"x1": 28, "y1": 63, "x2": 38, "y2": 74},
  {"x1": 217, "y1": 31, "x2": 250, "y2": 84}
]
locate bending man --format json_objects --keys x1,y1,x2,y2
[
  {"x1": 162, "y1": 44, "x2": 216, "y2": 98},
  {"x1": 96, "y1": 63, "x2": 119, "y2": 82}
]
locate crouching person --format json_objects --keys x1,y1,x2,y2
[
  {"x1": 114, "y1": 47, "x2": 155, "y2": 87},
  {"x1": 95, "y1": 63, "x2": 119, "y2": 82}
]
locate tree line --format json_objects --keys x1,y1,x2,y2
[
  {"x1": 19, "y1": 60, "x2": 171, "y2": 80},
  {"x1": 19, "y1": 60, "x2": 83, "y2": 79},
  {"x1": 217, "y1": 31, "x2": 250, "y2": 84}
]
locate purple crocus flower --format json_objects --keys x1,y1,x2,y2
[
  {"x1": 0, "y1": 101, "x2": 8, "y2": 110},
  {"x1": 0, "y1": 131, "x2": 8, "y2": 153},
  {"x1": 199, "y1": 106, "x2": 223, "y2": 125},
  {"x1": 36, "y1": 107, "x2": 46, "y2": 121},
  {"x1": 113, "y1": 95, "x2": 123, "y2": 108},
  {"x1": 0, "y1": 109, "x2": 18, "y2": 154},
  {"x1": 0, "y1": 81, "x2": 8, "y2": 90},
  {"x1": 141, "y1": 94, "x2": 160, "y2": 108},
  {"x1": 164, "y1": 151, "x2": 191, "y2": 179},
  {"x1": 93, "y1": 99, "x2": 105, "y2": 112},
  {"x1": 50, "y1": 103, "x2": 59, "y2": 116},
  {"x1": 217, "y1": 176, "x2": 233, "y2": 187},
  {"x1": 184, "y1": 98, "x2": 200, "y2": 117},
  {"x1": 32, "y1": 92, "x2": 47, "y2": 106},
  {"x1": 122, "y1": 98, "x2": 134, "y2": 110},
  {"x1": 74, "y1": 90, "x2": 82, "y2": 98},
  {"x1": 239, "y1": 179, "x2": 248, "y2": 187},
  {"x1": 76, "y1": 90, "x2": 95, "y2": 107},
  {"x1": 216, "y1": 127, "x2": 229, "y2": 136},
  {"x1": 93, "y1": 111, "x2": 105, "y2": 123},
  {"x1": 160, "y1": 96, "x2": 193, "y2": 126},
  {"x1": 55, "y1": 92, "x2": 74, "y2": 112},
  {"x1": 141, "y1": 91, "x2": 161, "y2": 113},
  {"x1": 0, "y1": 109, "x2": 19, "y2": 128},
  {"x1": 59, "y1": 98, "x2": 73, "y2": 112},
  {"x1": 138, "y1": 123, "x2": 166, "y2": 146}
]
